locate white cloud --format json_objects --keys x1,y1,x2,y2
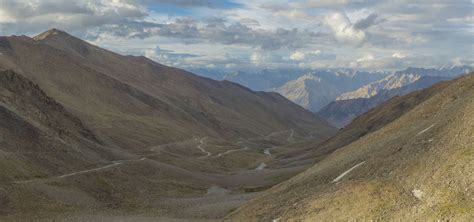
[
  {"x1": 447, "y1": 15, "x2": 474, "y2": 23},
  {"x1": 144, "y1": 45, "x2": 200, "y2": 66},
  {"x1": 356, "y1": 54, "x2": 374, "y2": 62},
  {"x1": 0, "y1": 9, "x2": 16, "y2": 22},
  {"x1": 290, "y1": 51, "x2": 306, "y2": 61},
  {"x1": 250, "y1": 51, "x2": 270, "y2": 65},
  {"x1": 293, "y1": 0, "x2": 368, "y2": 9},
  {"x1": 392, "y1": 52, "x2": 406, "y2": 59},
  {"x1": 324, "y1": 12, "x2": 366, "y2": 45},
  {"x1": 290, "y1": 50, "x2": 325, "y2": 61},
  {"x1": 0, "y1": 0, "x2": 472, "y2": 71}
]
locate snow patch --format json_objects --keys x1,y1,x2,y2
[
  {"x1": 255, "y1": 163, "x2": 267, "y2": 170},
  {"x1": 412, "y1": 189, "x2": 424, "y2": 200},
  {"x1": 417, "y1": 124, "x2": 435, "y2": 136},
  {"x1": 264, "y1": 148, "x2": 271, "y2": 155},
  {"x1": 332, "y1": 161, "x2": 366, "y2": 183}
]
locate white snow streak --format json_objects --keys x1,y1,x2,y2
[
  {"x1": 417, "y1": 124, "x2": 435, "y2": 136},
  {"x1": 332, "y1": 161, "x2": 366, "y2": 183}
]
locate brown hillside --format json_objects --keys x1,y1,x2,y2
[
  {"x1": 0, "y1": 29, "x2": 335, "y2": 152},
  {"x1": 228, "y1": 73, "x2": 474, "y2": 221}
]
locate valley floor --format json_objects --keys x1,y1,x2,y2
[{"x1": 1, "y1": 129, "x2": 322, "y2": 221}]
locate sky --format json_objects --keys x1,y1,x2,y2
[{"x1": 0, "y1": 0, "x2": 473, "y2": 71}]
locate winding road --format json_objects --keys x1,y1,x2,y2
[
  {"x1": 12, "y1": 129, "x2": 297, "y2": 185},
  {"x1": 215, "y1": 147, "x2": 249, "y2": 157},
  {"x1": 197, "y1": 137, "x2": 212, "y2": 158},
  {"x1": 287, "y1": 129, "x2": 295, "y2": 142},
  {"x1": 14, "y1": 157, "x2": 148, "y2": 184}
]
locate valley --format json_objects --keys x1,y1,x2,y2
[{"x1": 0, "y1": 26, "x2": 471, "y2": 221}]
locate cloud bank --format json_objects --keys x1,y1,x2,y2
[{"x1": 0, "y1": 0, "x2": 472, "y2": 70}]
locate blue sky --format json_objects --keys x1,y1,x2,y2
[{"x1": 0, "y1": 0, "x2": 472, "y2": 71}]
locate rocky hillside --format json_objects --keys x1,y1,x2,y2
[
  {"x1": 0, "y1": 69, "x2": 117, "y2": 182},
  {"x1": 227, "y1": 73, "x2": 474, "y2": 221}
]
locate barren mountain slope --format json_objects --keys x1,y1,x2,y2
[
  {"x1": 0, "y1": 30, "x2": 337, "y2": 221},
  {"x1": 268, "y1": 76, "x2": 453, "y2": 169},
  {"x1": 227, "y1": 73, "x2": 474, "y2": 221},
  {"x1": 0, "y1": 29, "x2": 335, "y2": 151},
  {"x1": 0, "y1": 70, "x2": 114, "y2": 180},
  {"x1": 0, "y1": 74, "x2": 328, "y2": 220}
]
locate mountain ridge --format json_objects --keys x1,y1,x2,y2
[
  {"x1": 337, "y1": 66, "x2": 472, "y2": 101},
  {"x1": 320, "y1": 75, "x2": 454, "y2": 127},
  {"x1": 272, "y1": 71, "x2": 384, "y2": 112},
  {"x1": 0, "y1": 29, "x2": 335, "y2": 150}
]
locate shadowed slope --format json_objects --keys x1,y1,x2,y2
[
  {"x1": 0, "y1": 29, "x2": 335, "y2": 151},
  {"x1": 0, "y1": 70, "x2": 115, "y2": 181}
]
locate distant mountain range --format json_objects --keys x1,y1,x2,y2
[
  {"x1": 191, "y1": 68, "x2": 390, "y2": 93},
  {"x1": 337, "y1": 66, "x2": 473, "y2": 101},
  {"x1": 272, "y1": 70, "x2": 385, "y2": 111},
  {"x1": 189, "y1": 68, "x2": 310, "y2": 91},
  {"x1": 319, "y1": 66, "x2": 473, "y2": 127},
  {"x1": 319, "y1": 76, "x2": 453, "y2": 128},
  {"x1": 195, "y1": 66, "x2": 472, "y2": 128},
  {"x1": 192, "y1": 66, "x2": 473, "y2": 125}
]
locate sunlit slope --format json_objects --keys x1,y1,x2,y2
[{"x1": 228, "y1": 73, "x2": 474, "y2": 221}]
